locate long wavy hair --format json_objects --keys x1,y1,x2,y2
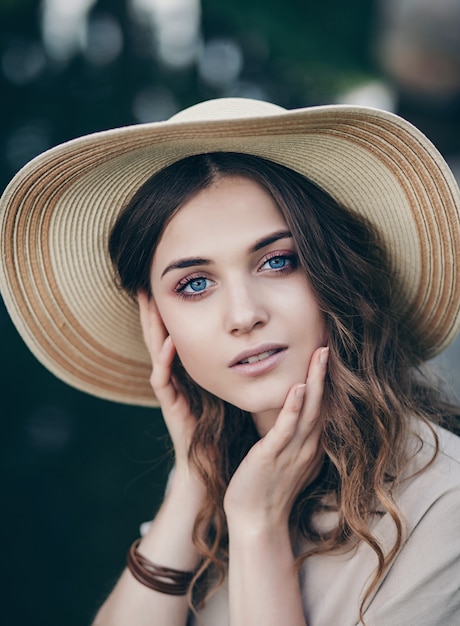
[{"x1": 109, "y1": 152, "x2": 457, "y2": 622}]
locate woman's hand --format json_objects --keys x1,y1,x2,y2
[
  {"x1": 223, "y1": 346, "x2": 329, "y2": 531},
  {"x1": 138, "y1": 290, "x2": 199, "y2": 476},
  {"x1": 93, "y1": 292, "x2": 207, "y2": 626}
]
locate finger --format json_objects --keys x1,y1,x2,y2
[
  {"x1": 152, "y1": 335, "x2": 175, "y2": 385},
  {"x1": 298, "y1": 441, "x2": 325, "y2": 487},
  {"x1": 150, "y1": 335, "x2": 180, "y2": 407},
  {"x1": 138, "y1": 291, "x2": 178, "y2": 405},
  {"x1": 137, "y1": 290, "x2": 168, "y2": 358},
  {"x1": 298, "y1": 346, "x2": 329, "y2": 440},
  {"x1": 262, "y1": 383, "x2": 306, "y2": 455}
]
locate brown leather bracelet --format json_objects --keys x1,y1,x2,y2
[{"x1": 126, "y1": 539, "x2": 195, "y2": 595}]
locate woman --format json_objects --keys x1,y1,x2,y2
[{"x1": 0, "y1": 98, "x2": 459, "y2": 625}]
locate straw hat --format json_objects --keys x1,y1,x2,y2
[{"x1": 1, "y1": 97, "x2": 459, "y2": 406}]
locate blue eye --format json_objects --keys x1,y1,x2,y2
[
  {"x1": 268, "y1": 256, "x2": 287, "y2": 269},
  {"x1": 175, "y1": 275, "x2": 214, "y2": 298},
  {"x1": 185, "y1": 277, "x2": 208, "y2": 293},
  {"x1": 260, "y1": 253, "x2": 296, "y2": 272}
]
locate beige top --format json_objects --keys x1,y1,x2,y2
[{"x1": 192, "y1": 422, "x2": 460, "y2": 626}]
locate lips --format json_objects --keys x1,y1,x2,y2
[
  {"x1": 238, "y1": 349, "x2": 281, "y2": 364},
  {"x1": 229, "y1": 344, "x2": 287, "y2": 368},
  {"x1": 229, "y1": 344, "x2": 288, "y2": 378}
]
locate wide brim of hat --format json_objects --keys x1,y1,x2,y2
[{"x1": 1, "y1": 98, "x2": 459, "y2": 407}]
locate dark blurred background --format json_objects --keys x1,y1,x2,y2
[{"x1": 1, "y1": 0, "x2": 459, "y2": 624}]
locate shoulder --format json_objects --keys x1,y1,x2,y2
[
  {"x1": 403, "y1": 418, "x2": 460, "y2": 524},
  {"x1": 392, "y1": 420, "x2": 459, "y2": 527},
  {"x1": 417, "y1": 419, "x2": 460, "y2": 461},
  {"x1": 431, "y1": 420, "x2": 460, "y2": 466},
  {"x1": 402, "y1": 419, "x2": 460, "y2": 493},
  {"x1": 361, "y1": 422, "x2": 460, "y2": 625}
]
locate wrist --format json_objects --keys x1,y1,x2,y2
[
  {"x1": 225, "y1": 498, "x2": 292, "y2": 536},
  {"x1": 167, "y1": 465, "x2": 207, "y2": 507},
  {"x1": 227, "y1": 514, "x2": 291, "y2": 545}
]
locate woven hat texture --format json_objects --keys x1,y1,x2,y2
[{"x1": 0, "y1": 97, "x2": 459, "y2": 406}]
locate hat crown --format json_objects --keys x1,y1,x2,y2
[
  {"x1": 168, "y1": 97, "x2": 286, "y2": 123},
  {"x1": 1, "y1": 96, "x2": 459, "y2": 406}
]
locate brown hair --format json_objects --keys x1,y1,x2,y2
[{"x1": 109, "y1": 152, "x2": 456, "y2": 621}]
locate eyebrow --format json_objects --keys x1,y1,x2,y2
[
  {"x1": 250, "y1": 229, "x2": 292, "y2": 253},
  {"x1": 160, "y1": 229, "x2": 292, "y2": 278},
  {"x1": 161, "y1": 257, "x2": 211, "y2": 277}
]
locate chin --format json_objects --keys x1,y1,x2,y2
[
  {"x1": 224, "y1": 390, "x2": 286, "y2": 416},
  {"x1": 193, "y1": 376, "x2": 292, "y2": 416}
]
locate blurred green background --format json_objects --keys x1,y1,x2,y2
[{"x1": 1, "y1": 0, "x2": 459, "y2": 623}]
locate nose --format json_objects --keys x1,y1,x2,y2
[{"x1": 223, "y1": 279, "x2": 269, "y2": 335}]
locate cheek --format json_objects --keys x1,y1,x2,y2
[
  {"x1": 162, "y1": 317, "x2": 191, "y2": 353},
  {"x1": 153, "y1": 293, "x2": 212, "y2": 379},
  {"x1": 160, "y1": 312, "x2": 208, "y2": 374},
  {"x1": 288, "y1": 279, "x2": 327, "y2": 340},
  {"x1": 166, "y1": 321, "x2": 223, "y2": 396}
]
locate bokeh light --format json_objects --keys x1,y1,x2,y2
[
  {"x1": 129, "y1": 0, "x2": 201, "y2": 68},
  {"x1": 41, "y1": 0, "x2": 98, "y2": 62}
]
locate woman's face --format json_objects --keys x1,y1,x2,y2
[{"x1": 151, "y1": 175, "x2": 327, "y2": 433}]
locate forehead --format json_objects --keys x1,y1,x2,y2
[{"x1": 154, "y1": 176, "x2": 288, "y2": 259}]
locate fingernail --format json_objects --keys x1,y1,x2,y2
[
  {"x1": 320, "y1": 347, "x2": 329, "y2": 366},
  {"x1": 296, "y1": 384, "x2": 306, "y2": 399}
]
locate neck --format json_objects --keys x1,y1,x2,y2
[{"x1": 251, "y1": 408, "x2": 279, "y2": 437}]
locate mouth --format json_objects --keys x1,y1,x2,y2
[
  {"x1": 238, "y1": 349, "x2": 282, "y2": 364},
  {"x1": 229, "y1": 344, "x2": 287, "y2": 376}
]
